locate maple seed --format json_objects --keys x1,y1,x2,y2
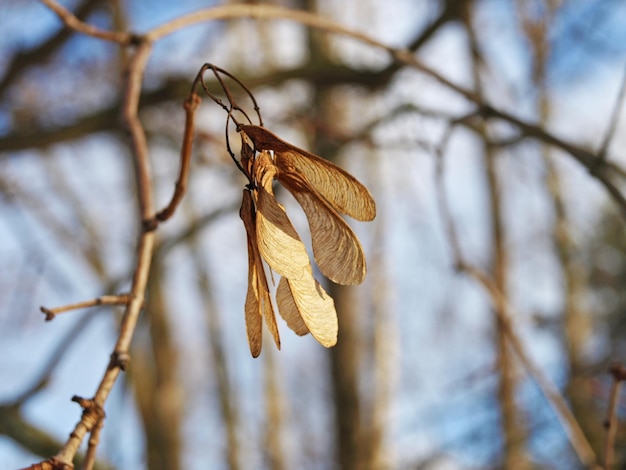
[{"x1": 237, "y1": 126, "x2": 376, "y2": 355}]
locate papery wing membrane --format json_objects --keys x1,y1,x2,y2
[
  {"x1": 253, "y1": 152, "x2": 339, "y2": 346},
  {"x1": 240, "y1": 189, "x2": 280, "y2": 357},
  {"x1": 277, "y1": 149, "x2": 376, "y2": 222},
  {"x1": 240, "y1": 125, "x2": 376, "y2": 221},
  {"x1": 277, "y1": 277, "x2": 337, "y2": 347},
  {"x1": 276, "y1": 277, "x2": 309, "y2": 336},
  {"x1": 279, "y1": 170, "x2": 366, "y2": 285},
  {"x1": 254, "y1": 155, "x2": 311, "y2": 281}
]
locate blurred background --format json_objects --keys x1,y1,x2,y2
[{"x1": 1, "y1": 0, "x2": 626, "y2": 468}]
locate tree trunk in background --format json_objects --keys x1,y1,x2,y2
[
  {"x1": 329, "y1": 283, "x2": 365, "y2": 470},
  {"x1": 192, "y1": 241, "x2": 243, "y2": 470},
  {"x1": 368, "y1": 206, "x2": 396, "y2": 470},
  {"x1": 263, "y1": 346, "x2": 288, "y2": 470},
  {"x1": 463, "y1": 4, "x2": 530, "y2": 468},
  {"x1": 130, "y1": 260, "x2": 183, "y2": 470},
  {"x1": 516, "y1": 0, "x2": 602, "y2": 456},
  {"x1": 303, "y1": 0, "x2": 368, "y2": 465}
]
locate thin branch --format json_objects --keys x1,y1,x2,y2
[
  {"x1": 39, "y1": 0, "x2": 135, "y2": 44},
  {"x1": 31, "y1": 2, "x2": 626, "y2": 218},
  {"x1": 477, "y1": 105, "x2": 626, "y2": 221},
  {"x1": 598, "y1": 61, "x2": 626, "y2": 159},
  {"x1": 0, "y1": 0, "x2": 104, "y2": 97},
  {"x1": 152, "y1": 62, "x2": 263, "y2": 227},
  {"x1": 45, "y1": 35, "x2": 157, "y2": 466},
  {"x1": 461, "y1": 263, "x2": 599, "y2": 469},
  {"x1": 40, "y1": 294, "x2": 131, "y2": 321},
  {"x1": 434, "y1": 125, "x2": 599, "y2": 469},
  {"x1": 604, "y1": 363, "x2": 626, "y2": 470},
  {"x1": 81, "y1": 415, "x2": 104, "y2": 470},
  {"x1": 152, "y1": 93, "x2": 201, "y2": 226}
]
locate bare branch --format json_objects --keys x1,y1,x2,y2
[
  {"x1": 152, "y1": 93, "x2": 201, "y2": 226},
  {"x1": 603, "y1": 364, "x2": 626, "y2": 469},
  {"x1": 39, "y1": 0, "x2": 135, "y2": 44},
  {"x1": 598, "y1": 61, "x2": 626, "y2": 160},
  {"x1": 81, "y1": 413, "x2": 104, "y2": 470},
  {"x1": 40, "y1": 294, "x2": 131, "y2": 321},
  {"x1": 0, "y1": 0, "x2": 105, "y2": 97},
  {"x1": 39, "y1": 30, "x2": 158, "y2": 465},
  {"x1": 434, "y1": 124, "x2": 599, "y2": 469},
  {"x1": 461, "y1": 263, "x2": 599, "y2": 469}
]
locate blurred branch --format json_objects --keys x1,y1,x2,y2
[
  {"x1": 604, "y1": 364, "x2": 626, "y2": 470},
  {"x1": 598, "y1": 60, "x2": 626, "y2": 160},
  {"x1": 0, "y1": 174, "x2": 106, "y2": 277},
  {"x1": 7, "y1": 314, "x2": 95, "y2": 405},
  {"x1": 434, "y1": 122, "x2": 599, "y2": 469},
  {"x1": 186, "y1": 202, "x2": 242, "y2": 470},
  {"x1": 517, "y1": 0, "x2": 605, "y2": 459},
  {"x1": 0, "y1": 0, "x2": 105, "y2": 97},
  {"x1": 461, "y1": 106, "x2": 626, "y2": 221},
  {"x1": 461, "y1": 263, "x2": 599, "y2": 469},
  {"x1": 263, "y1": 347, "x2": 287, "y2": 470},
  {"x1": 463, "y1": 4, "x2": 529, "y2": 466},
  {"x1": 8, "y1": 1, "x2": 622, "y2": 230},
  {"x1": 39, "y1": 0, "x2": 135, "y2": 44},
  {"x1": 367, "y1": 164, "x2": 397, "y2": 470},
  {"x1": 0, "y1": 405, "x2": 113, "y2": 470},
  {"x1": 27, "y1": 28, "x2": 159, "y2": 466},
  {"x1": 407, "y1": 0, "x2": 471, "y2": 51},
  {"x1": 132, "y1": 260, "x2": 182, "y2": 470}
]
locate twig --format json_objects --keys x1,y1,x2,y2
[
  {"x1": 434, "y1": 125, "x2": 598, "y2": 469},
  {"x1": 477, "y1": 105, "x2": 626, "y2": 221},
  {"x1": 40, "y1": 294, "x2": 131, "y2": 321},
  {"x1": 81, "y1": 412, "x2": 104, "y2": 470},
  {"x1": 39, "y1": 0, "x2": 135, "y2": 44},
  {"x1": 462, "y1": 264, "x2": 598, "y2": 468},
  {"x1": 44, "y1": 36, "x2": 157, "y2": 467},
  {"x1": 152, "y1": 62, "x2": 262, "y2": 227},
  {"x1": 604, "y1": 363, "x2": 626, "y2": 470},
  {"x1": 33, "y1": 0, "x2": 626, "y2": 222},
  {"x1": 152, "y1": 93, "x2": 201, "y2": 226},
  {"x1": 599, "y1": 61, "x2": 626, "y2": 160},
  {"x1": 32, "y1": 0, "x2": 621, "y2": 466}
]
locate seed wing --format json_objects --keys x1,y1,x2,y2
[
  {"x1": 253, "y1": 151, "x2": 339, "y2": 348},
  {"x1": 240, "y1": 125, "x2": 376, "y2": 221},
  {"x1": 279, "y1": 170, "x2": 366, "y2": 285},
  {"x1": 240, "y1": 189, "x2": 280, "y2": 357},
  {"x1": 254, "y1": 155, "x2": 311, "y2": 281},
  {"x1": 277, "y1": 277, "x2": 337, "y2": 348},
  {"x1": 276, "y1": 277, "x2": 309, "y2": 336}
]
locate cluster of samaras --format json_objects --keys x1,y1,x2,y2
[{"x1": 237, "y1": 124, "x2": 376, "y2": 357}]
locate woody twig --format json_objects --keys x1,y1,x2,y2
[{"x1": 40, "y1": 294, "x2": 132, "y2": 321}]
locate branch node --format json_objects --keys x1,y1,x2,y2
[
  {"x1": 71, "y1": 396, "x2": 105, "y2": 430},
  {"x1": 609, "y1": 362, "x2": 626, "y2": 381},
  {"x1": 587, "y1": 156, "x2": 607, "y2": 178},
  {"x1": 142, "y1": 217, "x2": 160, "y2": 232},
  {"x1": 22, "y1": 458, "x2": 74, "y2": 470},
  {"x1": 128, "y1": 32, "x2": 145, "y2": 46},
  {"x1": 40, "y1": 306, "x2": 56, "y2": 321},
  {"x1": 110, "y1": 351, "x2": 131, "y2": 371}
]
